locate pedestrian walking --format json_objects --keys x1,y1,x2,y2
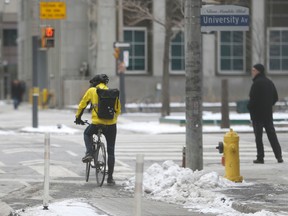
[
  {"x1": 247, "y1": 64, "x2": 283, "y2": 164},
  {"x1": 74, "y1": 74, "x2": 121, "y2": 185},
  {"x1": 11, "y1": 79, "x2": 23, "y2": 109}
]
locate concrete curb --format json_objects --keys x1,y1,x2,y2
[
  {"x1": 232, "y1": 202, "x2": 258, "y2": 214},
  {"x1": 0, "y1": 201, "x2": 13, "y2": 216}
]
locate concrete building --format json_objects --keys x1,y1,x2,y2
[
  {"x1": 12, "y1": 0, "x2": 288, "y2": 107},
  {"x1": 0, "y1": 0, "x2": 18, "y2": 99}
]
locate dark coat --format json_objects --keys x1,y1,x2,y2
[
  {"x1": 247, "y1": 73, "x2": 278, "y2": 122},
  {"x1": 11, "y1": 82, "x2": 23, "y2": 100}
]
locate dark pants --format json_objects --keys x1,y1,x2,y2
[
  {"x1": 13, "y1": 98, "x2": 21, "y2": 109},
  {"x1": 84, "y1": 124, "x2": 117, "y2": 178},
  {"x1": 252, "y1": 119, "x2": 282, "y2": 160}
]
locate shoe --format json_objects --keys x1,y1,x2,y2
[
  {"x1": 277, "y1": 158, "x2": 284, "y2": 163},
  {"x1": 82, "y1": 154, "x2": 93, "y2": 163},
  {"x1": 107, "y1": 177, "x2": 116, "y2": 186},
  {"x1": 253, "y1": 159, "x2": 264, "y2": 164}
]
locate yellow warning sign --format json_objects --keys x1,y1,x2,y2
[{"x1": 40, "y1": 2, "x2": 66, "y2": 20}]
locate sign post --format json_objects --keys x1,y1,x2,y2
[{"x1": 113, "y1": 42, "x2": 130, "y2": 114}]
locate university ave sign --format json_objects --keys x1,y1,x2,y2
[{"x1": 201, "y1": 5, "x2": 249, "y2": 32}]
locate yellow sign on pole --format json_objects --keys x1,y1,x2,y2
[{"x1": 40, "y1": 2, "x2": 66, "y2": 20}]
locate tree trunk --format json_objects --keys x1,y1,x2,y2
[{"x1": 161, "y1": 26, "x2": 171, "y2": 117}]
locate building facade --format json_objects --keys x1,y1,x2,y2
[
  {"x1": 14, "y1": 0, "x2": 288, "y2": 107},
  {"x1": 0, "y1": 0, "x2": 18, "y2": 99}
]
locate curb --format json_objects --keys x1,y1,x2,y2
[
  {"x1": 0, "y1": 202, "x2": 13, "y2": 216},
  {"x1": 232, "y1": 202, "x2": 258, "y2": 214}
]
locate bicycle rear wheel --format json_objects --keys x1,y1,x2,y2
[
  {"x1": 95, "y1": 142, "x2": 106, "y2": 186},
  {"x1": 85, "y1": 161, "x2": 91, "y2": 182}
]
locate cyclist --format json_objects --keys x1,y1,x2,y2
[{"x1": 75, "y1": 74, "x2": 121, "y2": 185}]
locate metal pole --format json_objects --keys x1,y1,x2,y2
[
  {"x1": 185, "y1": 0, "x2": 203, "y2": 171},
  {"x1": 118, "y1": 0, "x2": 126, "y2": 113},
  {"x1": 32, "y1": 36, "x2": 39, "y2": 128},
  {"x1": 134, "y1": 154, "x2": 144, "y2": 216},
  {"x1": 32, "y1": 89, "x2": 39, "y2": 128},
  {"x1": 221, "y1": 79, "x2": 230, "y2": 128},
  {"x1": 43, "y1": 133, "x2": 50, "y2": 210},
  {"x1": 0, "y1": 6, "x2": 4, "y2": 100}
]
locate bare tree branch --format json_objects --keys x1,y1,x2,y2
[{"x1": 121, "y1": 0, "x2": 184, "y2": 116}]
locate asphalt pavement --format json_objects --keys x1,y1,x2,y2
[{"x1": 0, "y1": 101, "x2": 287, "y2": 216}]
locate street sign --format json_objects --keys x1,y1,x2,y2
[
  {"x1": 201, "y1": 5, "x2": 249, "y2": 32},
  {"x1": 113, "y1": 42, "x2": 130, "y2": 48},
  {"x1": 40, "y1": 2, "x2": 66, "y2": 20},
  {"x1": 123, "y1": 51, "x2": 129, "y2": 67}
]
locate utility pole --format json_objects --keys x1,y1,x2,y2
[{"x1": 185, "y1": 0, "x2": 203, "y2": 171}]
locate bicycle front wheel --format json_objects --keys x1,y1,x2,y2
[
  {"x1": 85, "y1": 161, "x2": 91, "y2": 182},
  {"x1": 95, "y1": 142, "x2": 106, "y2": 186}
]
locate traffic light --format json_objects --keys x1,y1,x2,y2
[
  {"x1": 113, "y1": 47, "x2": 120, "y2": 59},
  {"x1": 41, "y1": 26, "x2": 55, "y2": 48}
]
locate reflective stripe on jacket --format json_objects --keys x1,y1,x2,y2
[{"x1": 75, "y1": 83, "x2": 121, "y2": 125}]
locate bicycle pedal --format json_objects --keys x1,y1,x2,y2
[{"x1": 82, "y1": 158, "x2": 93, "y2": 163}]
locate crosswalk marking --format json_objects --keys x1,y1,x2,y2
[
  {"x1": 29, "y1": 165, "x2": 80, "y2": 177},
  {"x1": 0, "y1": 138, "x2": 284, "y2": 181},
  {"x1": 114, "y1": 142, "x2": 281, "y2": 164},
  {"x1": 2, "y1": 148, "x2": 43, "y2": 154},
  {"x1": 66, "y1": 150, "x2": 78, "y2": 157}
]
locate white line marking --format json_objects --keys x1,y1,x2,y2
[{"x1": 66, "y1": 150, "x2": 78, "y2": 157}]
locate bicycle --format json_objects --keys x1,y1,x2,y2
[{"x1": 80, "y1": 120, "x2": 107, "y2": 187}]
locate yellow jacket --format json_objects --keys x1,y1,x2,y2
[{"x1": 75, "y1": 83, "x2": 121, "y2": 125}]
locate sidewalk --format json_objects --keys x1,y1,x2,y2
[{"x1": 0, "y1": 101, "x2": 288, "y2": 216}]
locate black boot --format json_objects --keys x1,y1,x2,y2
[
  {"x1": 107, "y1": 175, "x2": 115, "y2": 185},
  {"x1": 253, "y1": 159, "x2": 264, "y2": 164},
  {"x1": 107, "y1": 155, "x2": 115, "y2": 185},
  {"x1": 277, "y1": 157, "x2": 284, "y2": 163}
]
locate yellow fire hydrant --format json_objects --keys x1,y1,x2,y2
[{"x1": 216, "y1": 129, "x2": 243, "y2": 182}]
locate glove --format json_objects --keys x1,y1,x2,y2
[{"x1": 75, "y1": 117, "x2": 84, "y2": 125}]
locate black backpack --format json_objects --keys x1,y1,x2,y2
[{"x1": 96, "y1": 88, "x2": 120, "y2": 119}]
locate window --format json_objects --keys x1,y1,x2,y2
[
  {"x1": 171, "y1": 31, "x2": 185, "y2": 73},
  {"x1": 3, "y1": 29, "x2": 17, "y2": 47},
  {"x1": 268, "y1": 28, "x2": 288, "y2": 73},
  {"x1": 218, "y1": 31, "x2": 245, "y2": 74},
  {"x1": 124, "y1": 28, "x2": 147, "y2": 73}
]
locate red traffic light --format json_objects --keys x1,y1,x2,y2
[{"x1": 45, "y1": 27, "x2": 55, "y2": 38}]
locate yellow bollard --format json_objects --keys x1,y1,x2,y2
[
  {"x1": 216, "y1": 129, "x2": 243, "y2": 182},
  {"x1": 42, "y1": 88, "x2": 48, "y2": 109}
]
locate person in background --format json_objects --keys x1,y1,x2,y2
[
  {"x1": 247, "y1": 63, "x2": 283, "y2": 164},
  {"x1": 11, "y1": 79, "x2": 23, "y2": 109}
]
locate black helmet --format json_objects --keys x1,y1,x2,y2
[{"x1": 89, "y1": 74, "x2": 109, "y2": 87}]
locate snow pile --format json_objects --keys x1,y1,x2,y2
[
  {"x1": 14, "y1": 199, "x2": 107, "y2": 216},
  {"x1": 123, "y1": 160, "x2": 280, "y2": 216}
]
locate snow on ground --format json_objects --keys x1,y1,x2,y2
[
  {"x1": 14, "y1": 160, "x2": 282, "y2": 216},
  {"x1": 14, "y1": 199, "x2": 108, "y2": 216},
  {"x1": 1, "y1": 100, "x2": 287, "y2": 216},
  {"x1": 20, "y1": 124, "x2": 79, "y2": 134},
  {"x1": 122, "y1": 160, "x2": 282, "y2": 216}
]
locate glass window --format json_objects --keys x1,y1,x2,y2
[
  {"x1": 218, "y1": 31, "x2": 245, "y2": 73},
  {"x1": 171, "y1": 31, "x2": 185, "y2": 72},
  {"x1": 3, "y1": 29, "x2": 17, "y2": 47},
  {"x1": 268, "y1": 28, "x2": 288, "y2": 73},
  {"x1": 124, "y1": 28, "x2": 146, "y2": 73}
]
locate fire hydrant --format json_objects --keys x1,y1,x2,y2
[{"x1": 216, "y1": 129, "x2": 243, "y2": 182}]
